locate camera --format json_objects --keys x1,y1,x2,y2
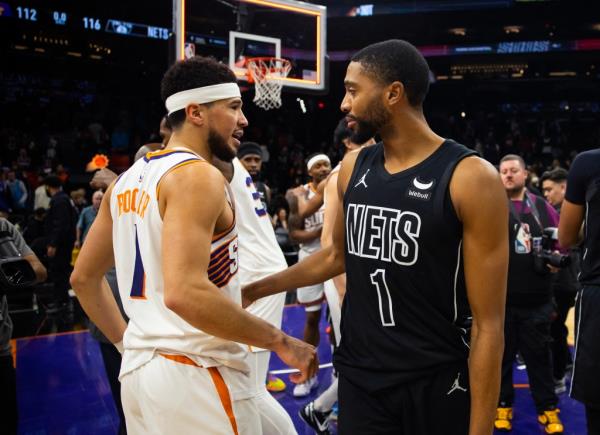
[
  {"x1": 0, "y1": 231, "x2": 37, "y2": 292},
  {"x1": 533, "y1": 227, "x2": 571, "y2": 274}
]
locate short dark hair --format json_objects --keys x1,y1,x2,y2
[
  {"x1": 160, "y1": 56, "x2": 237, "y2": 128},
  {"x1": 44, "y1": 174, "x2": 62, "y2": 188},
  {"x1": 351, "y1": 39, "x2": 430, "y2": 107},
  {"x1": 541, "y1": 168, "x2": 568, "y2": 184},
  {"x1": 333, "y1": 118, "x2": 352, "y2": 148},
  {"x1": 500, "y1": 154, "x2": 526, "y2": 169}
]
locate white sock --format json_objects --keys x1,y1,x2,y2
[{"x1": 314, "y1": 378, "x2": 338, "y2": 412}]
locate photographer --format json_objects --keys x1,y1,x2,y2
[
  {"x1": 0, "y1": 218, "x2": 47, "y2": 435},
  {"x1": 558, "y1": 149, "x2": 600, "y2": 434},
  {"x1": 495, "y1": 155, "x2": 564, "y2": 434},
  {"x1": 541, "y1": 168, "x2": 580, "y2": 393}
]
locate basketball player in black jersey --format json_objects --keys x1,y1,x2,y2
[
  {"x1": 558, "y1": 149, "x2": 600, "y2": 435},
  {"x1": 243, "y1": 39, "x2": 508, "y2": 435}
]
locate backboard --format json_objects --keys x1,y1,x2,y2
[{"x1": 174, "y1": 0, "x2": 327, "y2": 92}]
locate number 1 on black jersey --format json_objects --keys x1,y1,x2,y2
[{"x1": 370, "y1": 269, "x2": 395, "y2": 326}]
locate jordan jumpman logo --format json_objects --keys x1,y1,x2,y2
[
  {"x1": 447, "y1": 372, "x2": 468, "y2": 395},
  {"x1": 354, "y1": 169, "x2": 370, "y2": 188}
]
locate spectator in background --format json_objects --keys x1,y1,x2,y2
[
  {"x1": 75, "y1": 190, "x2": 103, "y2": 248},
  {"x1": 496, "y1": 154, "x2": 564, "y2": 434},
  {"x1": 0, "y1": 170, "x2": 11, "y2": 214},
  {"x1": 6, "y1": 170, "x2": 27, "y2": 212},
  {"x1": 542, "y1": 168, "x2": 568, "y2": 207},
  {"x1": 16, "y1": 148, "x2": 31, "y2": 169},
  {"x1": 272, "y1": 206, "x2": 296, "y2": 265},
  {"x1": 541, "y1": 168, "x2": 580, "y2": 394},
  {"x1": 70, "y1": 188, "x2": 87, "y2": 214},
  {"x1": 88, "y1": 119, "x2": 107, "y2": 146},
  {"x1": 526, "y1": 166, "x2": 542, "y2": 196},
  {"x1": 45, "y1": 137, "x2": 58, "y2": 166},
  {"x1": 43, "y1": 175, "x2": 78, "y2": 303},
  {"x1": 33, "y1": 174, "x2": 51, "y2": 210},
  {"x1": 56, "y1": 164, "x2": 69, "y2": 185},
  {"x1": 272, "y1": 207, "x2": 288, "y2": 231},
  {"x1": 558, "y1": 148, "x2": 600, "y2": 435},
  {"x1": 550, "y1": 159, "x2": 562, "y2": 170}
]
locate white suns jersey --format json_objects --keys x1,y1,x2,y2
[
  {"x1": 231, "y1": 159, "x2": 287, "y2": 352},
  {"x1": 111, "y1": 148, "x2": 247, "y2": 378},
  {"x1": 299, "y1": 182, "x2": 324, "y2": 254},
  {"x1": 231, "y1": 158, "x2": 287, "y2": 283}
]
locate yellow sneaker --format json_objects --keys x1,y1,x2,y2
[
  {"x1": 494, "y1": 407, "x2": 513, "y2": 431},
  {"x1": 538, "y1": 409, "x2": 564, "y2": 434},
  {"x1": 266, "y1": 375, "x2": 286, "y2": 392}
]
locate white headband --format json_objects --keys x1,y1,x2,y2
[
  {"x1": 307, "y1": 154, "x2": 330, "y2": 171},
  {"x1": 165, "y1": 83, "x2": 241, "y2": 115}
]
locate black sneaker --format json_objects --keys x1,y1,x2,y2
[{"x1": 299, "y1": 401, "x2": 332, "y2": 435}]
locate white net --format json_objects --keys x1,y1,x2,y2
[{"x1": 247, "y1": 58, "x2": 291, "y2": 110}]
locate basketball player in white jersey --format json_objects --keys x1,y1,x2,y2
[
  {"x1": 212, "y1": 142, "x2": 297, "y2": 435},
  {"x1": 299, "y1": 120, "x2": 374, "y2": 434},
  {"x1": 71, "y1": 56, "x2": 317, "y2": 434},
  {"x1": 288, "y1": 154, "x2": 331, "y2": 397},
  {"x1": 93, "y1": 122, "x2": 296, "y2": 433}
]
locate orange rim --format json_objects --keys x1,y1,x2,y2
[{"x1": 245, "y1": 57, "x2": 291, "y2": 83}]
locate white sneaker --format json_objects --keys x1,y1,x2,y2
[{"x1": 293, "y1": 376, "x2": 319, "y2": 397}]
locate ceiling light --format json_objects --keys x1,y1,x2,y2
[
  {"x1": 504, "y1": 26, "x2": 522, "y2": 34},
  {"x1": 449, "y1": 28, "x2": 466, "y2": 36}
]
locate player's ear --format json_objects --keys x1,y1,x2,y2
[
  {"x1": 185, "y1": 104, "x2": 207, "y2": 126},
  {"x1": 386, "y1": 81, "x2": 404, "y2": 106}
]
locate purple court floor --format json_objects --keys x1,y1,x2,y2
[{"x1": 15, "y1": 304, "x2": 586, "y2": 434}]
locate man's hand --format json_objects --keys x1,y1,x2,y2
[
  {"x1": 274, "y1": 334, "x2": 319, "y2": 384},
  {"x1": 547, "y1": 252, "x2": 561, "y2": 273},
  {"x1": 74, "y1": 240, "x2": 81, "y2": 249},
  {"x1": 241, "y1": 282, "x2": 259, "y2": 308},
  {"x1": 287, "y1": 184, "x2": 325, "y2": 221},
  {"x1": 285, "y1": 188, "x2": 301, "y2": 212},
  {"x1": 47, "y1": 245, "x2": 56, "y2": 258},
  {"x1": 90, "y1": 168, "x2": 118, "y2": 190}
]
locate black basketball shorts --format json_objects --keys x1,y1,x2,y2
[
  {"x1": 338, "y1": 361, "x2": 470, "y2": 435},
  {"x1": 570, "y1": 285, "x2": 600, "y2": 407}
]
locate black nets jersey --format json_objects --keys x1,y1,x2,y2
[{"x1": 334, "y1": 139, "x2": 477, "y2": 392}]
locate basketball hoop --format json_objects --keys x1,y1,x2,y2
[{"x1": 246, "y1": 57, "x2": 291, "y2": 110}]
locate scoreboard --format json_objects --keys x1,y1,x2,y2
[{"x1": 0, "y1": 2, "x2": 171, "y2": 40}]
